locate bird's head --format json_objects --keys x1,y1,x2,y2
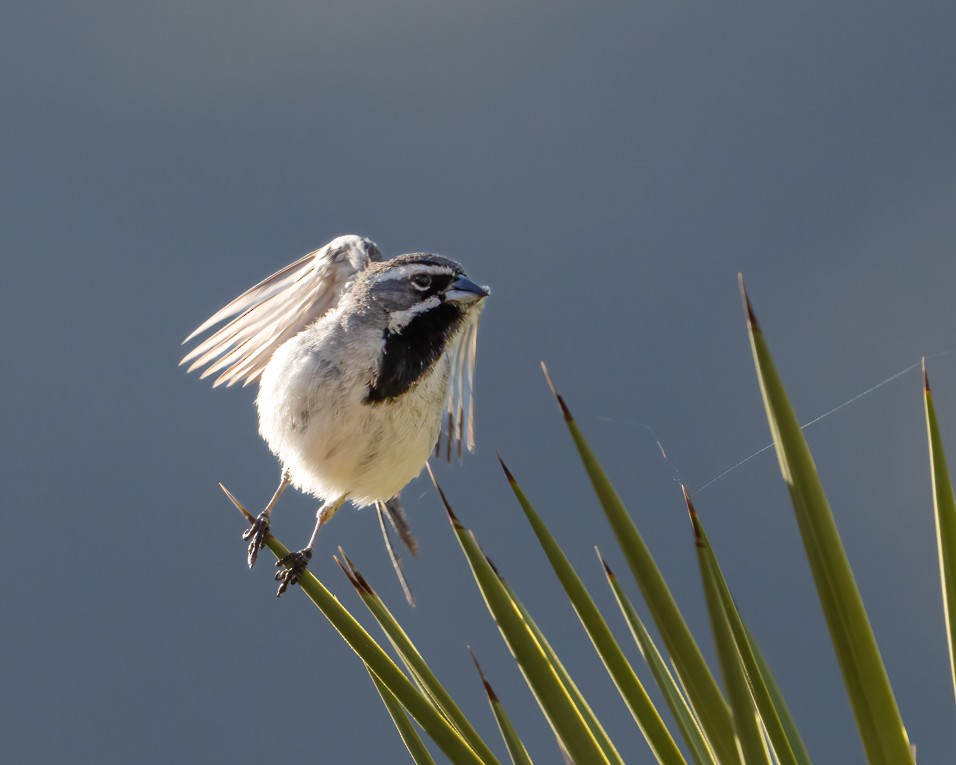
[
  {"x1": 360, "y1": 253, "x2": 489, "y2": 402},
  {"x1": 362, "y1": 254, "x2": 488, "y2": 333}
]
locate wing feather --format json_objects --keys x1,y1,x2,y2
[
  {"x1": 181, "y1": 235, "x2": 382, "y2": 387},
  {"x1": 437, "y1": 306, "x2": 483, "y2": 461}
]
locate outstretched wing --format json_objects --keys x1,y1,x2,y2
[
  {"x1": 181, "y1": 235, "x2": 383, "y2": 387},
  {"x1": 437, "y1": 304, "x2": 484, "y2": 461}
]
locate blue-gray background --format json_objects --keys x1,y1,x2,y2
[{"x1": 4, "y1": 3, "x2": 955, "y2": 762}]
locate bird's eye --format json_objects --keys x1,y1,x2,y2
[{"x1": 411, "y1": 274, "x2": 432, "y2": 291}]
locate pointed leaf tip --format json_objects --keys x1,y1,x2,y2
[
  {"x1": 496, "y1": 453, "x2": 517, "y2": 484},
  {"x1": 923, "y1": 357, "x2": 931, "y2": 393},
  {"x1": 595, "y1": 547, "x2": 616, "y2": 580},
  {"x1": 334, "y1": 555, "x2": 361, "y2": 589},
  {"x1": 426, "y1": 462, "x2": 463, "y2": 528},
  {"x1": 467, "y1": 648, "x2": 500, "y2": 702},
  {"x1": 738, "y1": 273, "x2": 760, "y2": 332},
  {"x1": 540, "y1": 361, "x2": 573, "y2": 421},
  {"x1": 341, "y1": 548, "x2": 361, "y2": 575},
  {"x1": 219, "y1": 482, "x2": 255, "y2": 523},
  {"x1": 333, "y1": 549, "x2": 363, "y2": 590},
  {"x1": 681, "y1": 485, "x2": 704, "y2": 546},
  {"x1": 681, "y1": 484, "x2": 697, "y2": 515},
  {"x1": 336, "y1": 547, "x2": 375, "y2": 594}
]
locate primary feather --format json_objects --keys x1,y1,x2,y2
[{"x1": 180, "y1": 235, "x2": 383, "y2": 387}]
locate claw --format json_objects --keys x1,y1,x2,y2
[
  {"x1": 274, "y1": 548, "x2": 312, "y2": 596},
  {"x1": 243, "y1": 512, "x2": 271, "y2": 568}
]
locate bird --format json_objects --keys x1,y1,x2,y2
[{"x1": 181, "y1": 235, "x2": 488, "y2": 597}]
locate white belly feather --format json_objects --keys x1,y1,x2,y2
[{"x1": 255, "y1": 312, "x2": 449, "y2": 506}]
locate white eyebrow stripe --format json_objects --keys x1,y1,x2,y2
[
  {"x1": 375, "y1": 263, "x2": 456, "y2": 282},
  {"x1": 387, "y1": 295, "x2": 442, "y2": 332}
]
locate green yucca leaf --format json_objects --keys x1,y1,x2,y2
[
  {"x1": 369, "y1": 667, "x2": 438, "y2": 765},
  {"x1": 500, "y1": 457, "x2": 686, "y2": 765},
  {"x1": 336, "y1": 550, "x2": 502, "y2": 765},
  {"x1": 429, "y1": 469, "x2": 614, "y2": 765},
  {"x1": 740, "y1": 278, "x2": 914, "y2": 765},
  {"x1": 495, "y1": 573, "x2": 626, "y2": 765},
  {"x1": 469, "y1": 649, "x2": 535, "y2": 765},
  {"x1": 220, "y1": 484, "x2": 487, "y2": 765},
  {"x1": 712, "y1": 580, "x2": 810, "y2": 765},
  {"x1": 541, "y1": 365, "x2": 739, "y2": 765},
  {"x1": 599, "y1": 551, "x2": 717, "y2": 765},
  {"x1": 923, "y1": 361, "x2": 956, "y2": 704},
  {"x1": 684, "y1": 488, "x2": 805, "y2": 765},
  {"x1": 688, "y1": 498, "x2": 772, "y2": 765},
  {"x1": 743, "y1": 622, "x2": 813, "y2": 765}
]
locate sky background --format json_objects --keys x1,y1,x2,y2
[{"x1": 3, "y1": 2, "x2": 956, "y2": 762}]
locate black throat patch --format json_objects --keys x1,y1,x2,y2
[{"x1": 367, "y1": 302, "x2": 466, "y2": 403}]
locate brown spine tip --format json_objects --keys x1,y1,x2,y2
[
  {"x1": 337, "y1": 547, "x2": 375, "y2": 595},
  {"x1": 219, "y1": 482, "x2": 255, "y2": 523},
  {"x1": 923, "y1": 357, "x2": 931, "y2": 393},
  {"x1": 334, "y1": 549, "x2": 363, "y2": 592},
  {"x1": 540, "y1": 361, "x2": 573, "y2": 421},
  {"x1": 681, "y1": 483, "x2": 693, "y2": 508},
  {"x1": 334, "y1": 555, "x2": 360, "y2": 589},
  {"x1": 497, "y1": 453, "x2": 517, "y2": 484},
  {"x1": 681, "y1": 485, "x2": 704, "y2": 546},
  {"x1": 738, "y1": 273, "x2": 760, "y2": 333},
  {"x1": 426, "y1": 462, "x2": 464, "y2": 529},
  {"x1": 341, "y1": 548, "x2": 359, "y2": 573},
  {"x1": 353, "y1": 568, "x2": 374, "y2": 595},
  {"x1": 595, "y1": 546, "x2": 616, "y2": 580},
  {"x1": 467, "y1": 647, "x2": 499, "y2": 702}
]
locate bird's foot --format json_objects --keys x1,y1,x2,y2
[
  {"x1": 275, "y1": 548, "x2": 312, "y2": 596},
  {"x1": 242, "y1": 512, "x2": 271, "y2": 568}
]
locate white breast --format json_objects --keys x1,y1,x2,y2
[{"x1": 255, "y1": 308, "x2": 448, "y2": 506}]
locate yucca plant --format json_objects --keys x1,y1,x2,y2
[{"x1": 220, "y1": 277, "x2": 953, "y2": 763}]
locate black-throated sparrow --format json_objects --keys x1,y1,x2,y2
[{"x1": 181, "y1": 235, "x2": 488, "y2": 596}]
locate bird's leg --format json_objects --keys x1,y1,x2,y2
[
  {"x1": 275, "y1": 494, "x2": 348, "y2": 597},
  {"x1": 242, "y1": 468, "x2": 290, "y2": 568}
]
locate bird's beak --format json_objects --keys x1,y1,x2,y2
[{"x1": 445, "y1": 277, "x2": 489, "y2": 304}]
